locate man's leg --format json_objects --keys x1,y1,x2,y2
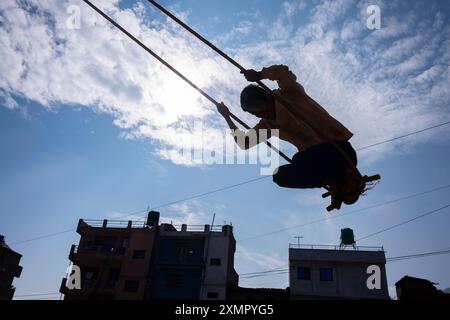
[{"x1": 272, "y1": 150, "x2": 323, "y2": 189}]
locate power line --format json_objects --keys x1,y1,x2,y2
[
  {"x1": 9, "y1": 177, "x2": 267, "y2": 246},
  {"x1": 15, "y1": 296, "x2": 61, "y2": 300},
  {"x1": 14, "y1": 292, "x2": 60, "y2": 298},
  {"x1": 84, "y1": 0, "x2": 450, "y2": 218},
  {"x1": 10, "y1": 229, "x2": 76, "y2": 246},
  {"x1": 240, "y1": 270, "x2": 289, "y2": 280},
  {"x1": 357, "y1": 121, "x2": 450, "y2": 151},
  {"x1": 239, "y1": 246, "x2": 450, "y2": 280},
  {"x1": 142, "y1": 120, "x2": 450, "y2": 220},
  {"x1": 239, "y1": 248, "x2": 450, "y2": 280},
  {"x1": 9, "y1": 208, "x2": 149, "y2": 246},
  {"x1": 9, "y1": 0, "x2": 450, "y2": 248},
  {"x1": 239, "y1": 264, "x2": 288, "y2": 276},
  {"x1": 8, "y1": 120, "x2": 450, "y2": 246},
  {"x1": 357, "y1": 204, "x2": 450, "y2": 242},
  {"x1": 10, "y1": 182, "x2": 450, "y2": 246},
  {"x1": 387, "y1": 248, "x2": 450, "y2": 262},
  {"x1": 13, "y1": 247, "x2": 450, "y2": 297},
  {"x1": 146, "y1": 121, "x2": 450, "y2": 226},
  {"x1": 82, "y1": 0, "x2": 291, "y2": 163},
  {"x1": 146, "y1": 0, "x2": 450, "y2": 170},
  {"x1": 150, "y1": 176, "x2": 268, "y2": 211},
  {"x1": 239, "y1": 184, "x2": 450, "y2": 242}
]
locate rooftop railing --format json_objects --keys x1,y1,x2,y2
[
  {"x1": 80, "y1": 219, "x2": 227, "y2": 232},
  {"x1": 289, "y1": 243, "x2": 384, "y2": 251},
  {"x1": 165, "y1": 224, "x2": 225, "y2": 232},
  {"x1": 81, "y1": 219, "x2": 147, "y2": 228}
]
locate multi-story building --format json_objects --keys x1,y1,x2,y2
[
  {"x1": 60, "y1": 217, "x2": 157, "y2": 300},
  {"x1": 148, "y1": 221, "x2": 238, "y2": 300},
  {"x1": 289, "y1": 230, "x2": 389, "y2": 300},
  {"x1": 60, "y1": 211, "x2": 238, "y2": 300},
  {"x1": 0, "y1": 235, "x2": 23, "y2": 300}
]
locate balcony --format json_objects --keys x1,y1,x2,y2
[
  {"x1": 69, "y1": 244, "x2": 126, "y2": 262},
  {"x1": 60, "y1": 277, "x2": 117, "y2": 295},
  {"x1": 14, "y1": 265, "x2": 23, "y2": 278}
]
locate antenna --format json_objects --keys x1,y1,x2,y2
[{"x1": 294, "y1": 236, "x2": 304, "y2": 247}]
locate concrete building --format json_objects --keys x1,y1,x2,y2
[
  {"x1": 60, "y1": 218, "x2": 157, "y2": 300},
  {"x1": 395, "y1": 276, "x2": 450, "y2": 300},
  {"x1": 145, "y1": 212, "x2": 238, "y2": 300},
  {"x1": 60, "y1": 211, "x2": 238, "y2": 300},
  {"x1": 0, "y1": 235, "x2": 23, "y2": 300},
  {"x1": 289, "y1": 240, "x2": 389, "y2": 299}
]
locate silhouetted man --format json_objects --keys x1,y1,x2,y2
[{"x1": 217, "y1": 64, "x2": 366, "y2": 207}]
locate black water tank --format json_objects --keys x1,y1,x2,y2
[
  {"x1": 146, "y1": 211, "x2": 160, "y2": 227},
  {"x1": 340, "y1": 228, "x2": 355, "y2": 245}
]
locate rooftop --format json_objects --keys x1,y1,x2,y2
[
  {"x1": 79, "y1": 218, "x2": 228, "y2": 232},
  {"x1": 289, "y1": 243, "x2": 384, "y2": 252}
]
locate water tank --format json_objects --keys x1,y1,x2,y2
[
  {"x1": 340, "y1": 228, "x2": 355, "y2": 245},
  {"x1": 146, "y1": 211, "x2": 160, "y2": 227}
]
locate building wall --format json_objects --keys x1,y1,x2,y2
[
  {"x1": 63, "y1": 221, "x2": 156, "y2": 300},
  {"x1": 289, "y1": 248, "x2": 389, "y2": 299},
  {"x1": 115, "y1": 228, "x2": 156, "y2": 299},
  {"x1": 62, "y1": 219, "x2": 237, "y2": 301},
  {"x1": 201, "y1": 233, "x2": 230, "y2": 300},
  {"x1": 148, "y1": 225, "x2": 237, "y2": 300},
  {"x1": 150, "y1": 267, "x2": 202, "y2": 300},
  {"x1": 0, "y1": 246, "x2": 22, "y2": 300},
  {"x1": 149, "y1": 236, "x2": 205, "y2": 300}
]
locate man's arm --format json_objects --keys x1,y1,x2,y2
[
  {"x1": 216, "y1": 102, "x2": 270, "y2": 150},
  {"x1": 243, "y1": 65, "x2": 304, "y2": 93}
]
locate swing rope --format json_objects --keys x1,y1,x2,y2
[
  {"x1": 146, "y1": 0, "x2": 361, "y2": 174},
  {"x1": 82, "y1": 0, "x2": 292, "y2": 163}
]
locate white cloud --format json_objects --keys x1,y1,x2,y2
[
  {"x1": 0, "y1": 0, "x2": 244, "y2": 161},
  {"x1": 298, "y1": 1, "x2": 307, "y2": 11},
  {"x1": 0, "y1": 90, "x2": 18, "y2": 109},
  {"x1": 163, "y1": 201, "x2": 207, "y2": 225},
  {"x1": 216, "y1": 20, "x2": 253, "y2": 44},
  {"x1": 236, "y1": 244, "x2": 285, "y2": 270},
  {"x1": 1, "y1": 0, "x2": 449, "y2": 169},
  {"x1": 283, "y1": 1, "x2": 297, "y2": 18},
  {"x1": 235, "y1": 8, "x2": 261, "y2": 20},
  {"x1": 267, "y1": 1, "x2": 300, "y2": 41}
]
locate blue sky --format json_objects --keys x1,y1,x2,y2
[{"x1": 1, "y1": 0, "x2": 450, "y2": 299}]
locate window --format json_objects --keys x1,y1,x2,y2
[
  {"x1": 82, "y1": 267, "x2": 99, "y2": 289},
  {"x1": 207, "y1": 292, "x2": 219, "y2": 299},
  {"x1": 132, "y1": 250, "x2": 146, "y2": 259},
  {"x1": 124, "y1": 280, "x2": 139, "y2": 292},
  {"x1": 320, "y1": 268, "x2": 333, "y2": 282},
  {"x1": 119, "y1": 239, "x2": 129, "y2": 254},
  {"x1": 177, "y1": 246, "x2": 194, "y2": 262},
  {"x1": 210, "y1": 258, "x2": 221, "y2": 266},
  {"x1": 107, "y1": 268, "x2": 120, "y2": 288},
  {"x1": 297, "y1": 267, "x2": 311, "y2": 280},
  {"x1": 94, "y1": 236, "x2": 116, "y2": 252}
]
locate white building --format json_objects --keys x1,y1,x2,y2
[
  {"x1": 200, "y1": 225, "x2": 238, "y2": 300},
  {"x1": 289, "y1": 243, "x2": 389, "y2": 299},
  {"x1": 154, "y1": 221, "x2": 238, "y2": 300}
]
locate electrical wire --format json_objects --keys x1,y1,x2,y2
[{"x1": 357, "y1": 204, "x2": 450, "y2": 242}]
